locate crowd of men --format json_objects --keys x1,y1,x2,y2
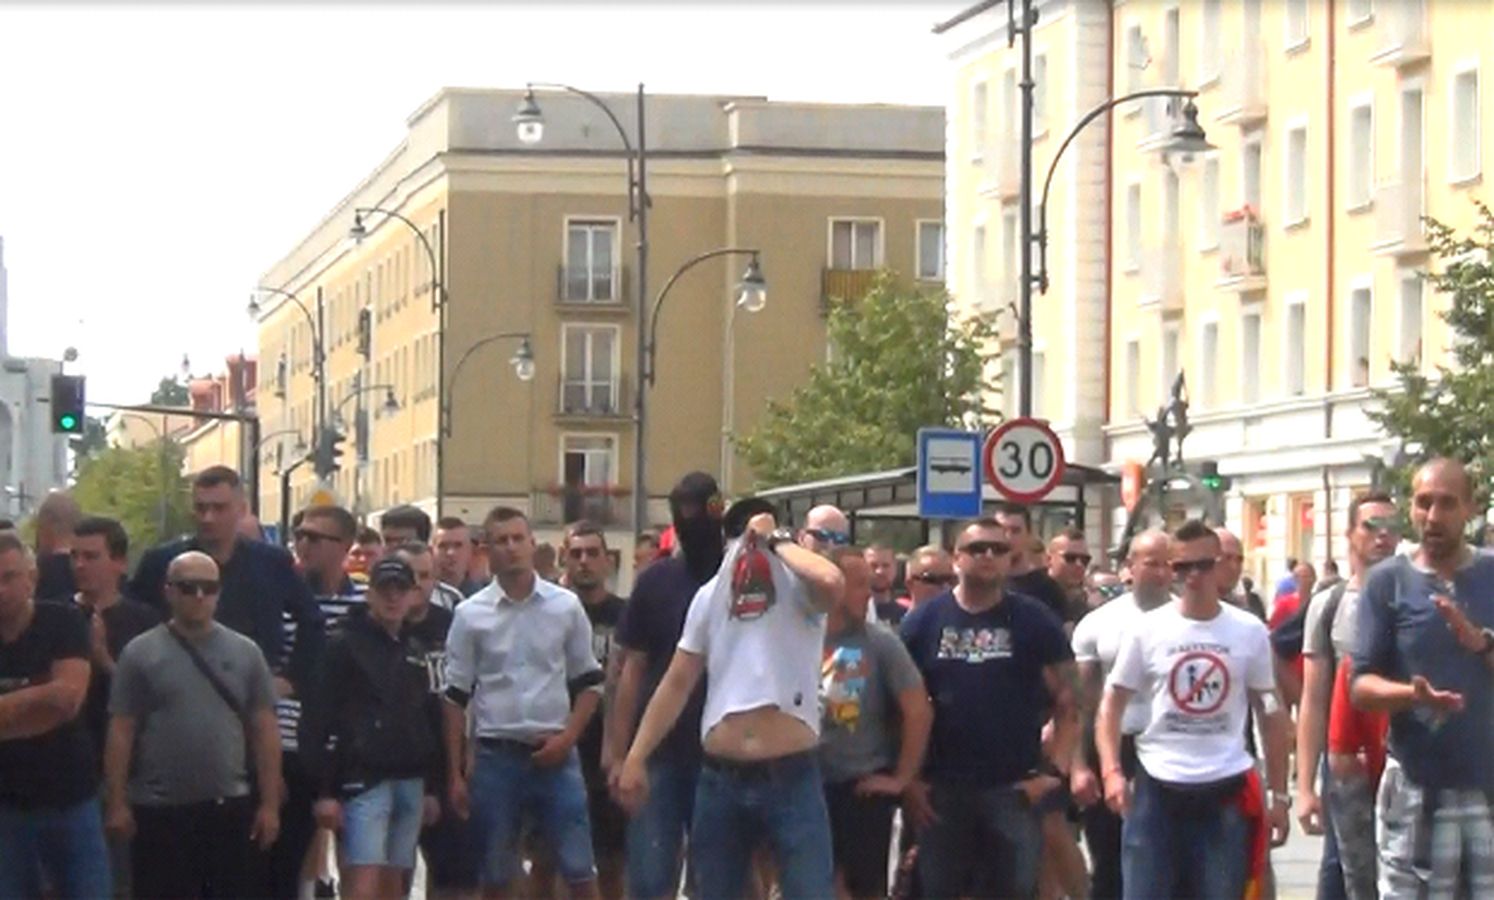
[{"x1": 1, "y1": 456, "x2": 1493, "y2": 900}]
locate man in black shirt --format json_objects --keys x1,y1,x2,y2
[
  {"x1": 33, "y1": 490, "x2": 80, "y2": 601},
  {"x1": 994, "y1": 503, "x2": 1069, "y2": 620},
  {"x1": 0, "y1": 531, "x2": 110, "y2": 898}
]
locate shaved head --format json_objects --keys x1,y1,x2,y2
[
  {"x1": 805, "y1": 505, "x2": 849, "y2": 533},
  {"x1": 167, "y1": 550, "x2": 218, "y2": 581},
  {"x1": 1414, "y1": 457, "x2": 1473, "y2": 501}
]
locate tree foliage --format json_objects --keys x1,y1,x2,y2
[
  {"x1": 68, "y1": 415, "x2": 109, "y2": 463},
  {"x1": 736, "y1": 275, "x2": 1001, "y2": 489},
  {"x1": 1369, "y1": 200, "x2": 1494, "y2": 515},
  {"x1": 150, "y1": 376, "x2": 189, "y2": 407},
  {"x1": 70, "y1": 441, "x2": 193, "y2": 558}
]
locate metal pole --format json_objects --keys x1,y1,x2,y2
[
  {"x1": 436, "y1": 209, "x2": 447, "y2": 518},
  {"x1": 630, "y1": 83, "x2": 650, "y2": 537},
  {"x1": 158, "y1": 415, "x2": 168, "y2": 540},
  {"x1": 315, "y1": 286, "x2": 327, "y2": 452},
  {"x1": 1017, "y1": 0, "x2": 1036, "y2": 418}
]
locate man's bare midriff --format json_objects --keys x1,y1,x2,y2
[{"x1": 703, "y1": 706, "x2": 818, "y2": 761}]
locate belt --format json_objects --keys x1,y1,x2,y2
[
  {"x1": 477, "y1": 736, "x2": 540, "y2": 754},
  {"x1": 703, "y1": 750, "x2": 816, "y2": 780}
]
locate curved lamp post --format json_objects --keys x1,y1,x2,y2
[
  {"x1": 516, "y1": 82, "x2": 651, "y2": 533},
  {"x1": 443, "y1": 332, "x2": 535, "y2": 437},
  {"x1": 249, "y1": 285, "x2": 326, "y2": 438}
]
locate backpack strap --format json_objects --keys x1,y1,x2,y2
[{"x1": 1320, "y1": 582, "x2": 1350, "y2": 671}]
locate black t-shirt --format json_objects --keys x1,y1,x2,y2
[
  {"x1": 405, "y1": 603, "x2": 455, "y2": 696},
  {"x1": 1010, "y1": 569, "x2": 1070, "y2": 622},
  {"x1": 899, "y1": 590, "x2": 1071, "y2": 787},
  {"x1": 616, "y1": 557, "x2": 708, "y2": 765},
  {"x1": 35, "y1": 552, "x2": 75, "y2": 602},
  {"x1": 577, "y1": 593, "x2": 626, "y2": 788},
  {"x1": 80, "y1": 595, "x2": 161, "y2": 760},
  {"x1": 874, "y1": 598, "x2": 907, "y2": 627},
  {"x1": 0, "y1": 601, "x2": 98, "y2": 809}
]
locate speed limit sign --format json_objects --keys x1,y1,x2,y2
[{"x1": 983, "y1": 417, "x2": 1068, "y2": 503}]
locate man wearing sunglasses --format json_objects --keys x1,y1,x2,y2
[
  {"x1": 994, "y1": 504, "x2": 1071, "y2": 625},
  {"x1": 1047, "y1": 528, "x2": 1096, "y2": 631},
  {"x1": 800, "y1": 505, "x2": 853, "y2": 555},
  {"x1": 898, "y1": 518, "x2": 1078, "y2": 899},
  {"x1": 904, "y1": 546, "x2": 956, "y2": 610},
  {"x1": 1098, "y1": 519, "x2": 1290, "y2": 899},
  {"x1": 1295, "y1": 491, "x2": 1398, "y2": 900},
  {"x1": 106, "y1": 551, "x2": 282, "y2": 899}
]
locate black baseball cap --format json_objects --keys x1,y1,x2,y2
[{"x1": 370, "y1": 557, "x2": 416, "y2": 589}]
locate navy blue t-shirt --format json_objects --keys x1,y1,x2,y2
[
  {"x1": 900, "y1": 589, "x2": 1071, "y2": 786},
  {"x1": 1354, "y1": 553, "x2": 1494, "y2": 790},
  {"x1": 616, "y1": 557, "x2": 708, "y2": 765}
]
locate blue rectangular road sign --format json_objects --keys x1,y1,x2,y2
[{"x1": 917, "y1": 427, "x2": 984, "y2": 519}]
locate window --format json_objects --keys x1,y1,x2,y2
[
  {"x1": 1451, "y1": 68, "x2": 1481, "y2": 183},
  {"x1": 1285, "y1": 0, "x2": 1309, "y2": 48},
  {"x1": 1348, "y1": 0, "x2": 1373, "y2": 25},
  {"x1": 1125, "y1": 340, "x2": 1141, "y2": 415},
  {"x1": 1126, "y1": 183, "x2": 1142, "y2": 271},
  {"x1": 562, "y1": 435, "x2": 616, "y2": 490},
  {"x1": 1161, "y1": 327, "x2": 1180, "y2": 396},
  {"x1": 1286, "y1": 300, "x2": 1306, "y2": 395},
  {"x1": 1399, "y1": 274, "x2": 1423, "y2": 364},
  {"x1": 1241, "y1": 313, "x2": 1262, "y2": 403},
  {"x1": 1243, "y1": 137, "x2": 1263, "y2": 210},
  {"x1": 830, "y1": 219, "x2": 881, "y2": 270},
  {"x1": 561, "y1": 325, "x2": 619, "y2": 414},
  {"x1": 1199, "y1": 0, "x2": 1222, "y2": 83},
  {"x1": 1002, "y1": 69, "x2": 1018, "y2": 148},
  {"x1": 1200, "y1": 322, "x2": 1219, "y2": 408},
  {"x1": 1348, "y1": 102, "x2": 1374, "y2": 208},
  {"x1": 1350, "y1": 286, "x2": 1373, "y2": 387},
  {"x1": 1199, "y1": 157, "x2": 1221, "y2": 248},
  {"x1": 971, "y1": 225, "x2": 988, "y2": 297},
  {"x1": 917, "y1": 221, "x2": 946, "y2": 281},
  {"x1": 1162, "y1": 7, "x2": 1180, "y2": 86},
  {"x1": 970, "y1": 80, "x2": 989, "y2": 162},
  {"x1": 1001, "y1": 356, "x2": 1018, "y2": 419},
  {"x1": 1031, "y1": 351, "x2": 1047, "y2": 415},
  {"x1": 1126, "y1": 25, "x2": 1146, "y2": 96},
  {"x1": 1285, "y1": 124, "x2": 1308, "y2": 225},
  {"x1": 1033, "y1": 55, "x2": 1048, "y2": 134},
  {"x1": 564, "y1": 220, "x2": 617, "y2": 302},
  {"x1": 1002, "y1": 207, "x2": 1019, "y2": 299}
]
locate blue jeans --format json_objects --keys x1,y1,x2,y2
[
  {"x1": 626, "y1": 756, "x2": 699, "y2": 899},
  {"x1": 0, "y1": 798, "x2": 112, "y2": 900},
  {"x1": 341, "y1": 778, "x2": 424, "y2": 869},
  {"x1": 468, "y1": 742, "x2": 596, "y2": 888},
  {"x1": 1317, "y1": 759, "x2": 1348, "y2": 900},
  {"x1": 690, "y1": 753, "x2": 834, "y2": 900},
  {"x1": 917, "y1": 781, "x2": 1041, "y2": 899},
  {"x1": 1122, "y1": 769, "x2": 1250, "y2": 900}
]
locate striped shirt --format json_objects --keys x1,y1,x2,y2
[{"x1": 276, "y1": 577, "x2": 366, "y2": 752}]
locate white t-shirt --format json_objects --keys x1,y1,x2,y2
[
  {"x1": 1107, "y1": 601, "x2": 1275, "y2": 784},
  {"x1": 678, "y1": 541, "x2": 827, "y2": 741},
  {"x1": 1072, "y1": 592, "x2": 1174, "y2": 735}
]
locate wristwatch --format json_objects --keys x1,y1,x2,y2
[
  {"x1": 766, "y1": 527, "x2": 796, "y2": 553},
  {"x1": 1266, "y1": 790, "x2": 1292, "y2": 810}
]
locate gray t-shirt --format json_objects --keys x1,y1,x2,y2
[
  {"x1": 1303, "y1": 584, "x2": 1358, "y2": 660},
  {"x1": 818, "y1": 622, "x2": 924, "y2": 784},
  {"x1": 110, "y1": 623, "x2": 275, "y2": 807}
]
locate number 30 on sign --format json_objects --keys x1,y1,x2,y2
[{"x1": 982, "y1": 417, "x2": 1067, "y2": 503}]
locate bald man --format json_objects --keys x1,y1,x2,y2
[
  {"x1": 799, "y1": 505, "x2": 851, "y2": 555},
  {"x1": 34, "y1": 490, "x2": 81, "y2": 600},
  {"x1": 105, "y1": 551, "x2": 282, "y2": 900},
  {"x1": 1215, "y1": 528, "x2": 1267, "y2": 621}
]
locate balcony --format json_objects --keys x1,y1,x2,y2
[
  {"x1": 1218, "y1": 209, "x2": 1267, "y2": 292},
  {"x1": 1372, "y1": 1, "x2": 1430, "y2": 68},
  {"x1": 557, "y1": 265, "x2": 628, "y2": 306},
  {"x1": 556, "y1": 375, "x2": 630, "y2": 420},
  {"x1": 1142, "y1": 244, "x2": 1184, "y2": 314},
  {"x1": 530, "y1": 485, "x2": 629, "y2": 528},
  {"x1": 1372, "y1": 180, "x2": 1428, "y2": 257},
  {"x1": 1216, "y1": 42, "x2": 1268, "y2": 128},
  {"x1": 821, "y1": 268, "x2": 880, "y2": 314}
]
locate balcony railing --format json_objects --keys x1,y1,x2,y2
[
  {"x1": 530, "y1": 486, "x2": 629, "y2": 528},
  {"x1": 556, "y1": 374, "x2": 630, "y2": 419},
  {"x1": 1217, "y1": 41, "x2": 1268, "y2": 127},
  {"x1": 1373, "y1": 180, "x2": 1428, "y2": 256},
  {"x1": 1373, "y1": 1, "x2": 1430, "y2": 68},
  {"x1": 821, "y1": 268, "x2": 881, "y2": 314},
  {"x1": 1219, "y1": 209, "x2": 1267, "y2": 289},
  {"x1": 557, "y1": 265, "x2": 627, "y2": 305},
  {"x1": 1143, "y1": 244, "x2": 1184, "y2": 313}
]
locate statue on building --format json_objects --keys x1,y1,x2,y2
[
  {"x1": 1168, "y1": 372, "x2": 1191, "y2": 466},
  {"x1": 1144, "y1": 405, "x2": 1175, "y2": 472}
]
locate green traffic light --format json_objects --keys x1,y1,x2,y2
[{"x1": 59, "y1": 414, "x2": 78, "y2": 431}]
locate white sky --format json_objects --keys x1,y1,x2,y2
[{"x1": 0, "y1": 2, "x2": 965, "y2": 404}]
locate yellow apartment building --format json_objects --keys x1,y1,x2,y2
[
  {"x1": 944, "y1": 0, "x2": 1491, "y2": 579},
  {"x1": 253, "y1": 87, "x2": 943, "y2": 572}
]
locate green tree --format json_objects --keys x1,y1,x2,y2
[
  {"x1": 67, "y1": 415, "x2": 109, "y2": 462},
  {"x1": 70, "y1": 441, "x2": 193, "y2": 559},
  {"x1": 150, "y1": 376, "x2": 189, "y2": 407},
  {"x1": 1369, "y1": 200, "x2": 1494, "y2": 519},
  {"x1": 736, "y1": 274, "x2": 1001, "y2": 489}
]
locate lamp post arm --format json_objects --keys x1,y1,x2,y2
[
  {"x1": 527, "y1": 82, "x2": 641, "y2": 220},
  {"x1": 1036, "y1": 88, "x2": 1198, "y2": 294},
  {"x1": 252, "y1": 428, "x2": 302, "y2": 454},
  {"x1": 355, "y1": 207, "x2": 445, "y2": 311},
  {"x1": 442, "y1": 331, "x2": 530, "y2": 436},
  {"x1": 256, "y1": 285, "x2": 324, "y2": 367},
  {"x1": 645, "y1": 247, "x2": 758, "y2": 388},
  {"x1": 333, "y1": 383, "x2": 398, "y2": 420}
]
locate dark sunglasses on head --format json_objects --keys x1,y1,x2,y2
[
  {"x1": 1361, "y1": 515, "x2": 1401, "y2": 534},
  {"x1": 1062, "y1": 552, "x2": 1093, "y2": 566},
  {"x1": 567, "y1": 546, "x2": 604, "y2": 560},
  {"x1": 910, "y1": 573, "x2": 958, "y2": 586},
  {"x1": 170, "y1": 579, "x2": 221, "y2": 597},
  {"x1": 958, "y1": 540, "x2": 1012, "y2": 558},
  {"x1": 294, "y1": 529, "x2": 340, "y2": 544},
  {"x1": 1171, "y1": 558, "x2": 1217, "y2": 575},
  {"x1": 805, "y1": 528, "x2": 851, "y2": 546}
]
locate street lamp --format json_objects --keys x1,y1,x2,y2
[
  {"x1": 442, "y1": 332, "x2": 535, "y2": 437},
  {"x1": 721, "y1": 256, "x2": 771, "y2": 487},
  {"x1": 517, "y1": 81, "x2": 650, "y2": 534},
  {"x1": 332, "y1": 384, "x2": 400, "y2": 432},
  {"x1": 249, "y1": 284, "x2": 327, "y2": 442}
]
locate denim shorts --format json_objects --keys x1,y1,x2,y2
[
  {"x1": 341, "y1": 778, "x2": 425, "y2": 869},
  {"x1": 469, "y1": 741, "x2": 596, "y2": 887}
]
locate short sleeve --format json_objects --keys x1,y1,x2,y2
[
  {"x1": 443, "y1": 606, "x2": 477, "y2": 695},
  {"x1": 873, "y1": 628, "x2": 924, "y2": 695},
  {"x1": 676, "y1": 577, "x2": 718, "y2": 656},
  {"x1": 48, "y1": 604, "x2": 90, "y2": 661},
  {"x1": 1071, "y1": 609, "x2": 1101, "y2": 663},
  {"x1": 1107, "y1": 626, "x2": 1146, "y2": 692},
  {"x1": 1302, "y1": 588, "x2": 1333, "y2": 658},
  {"x1": 565, "y1": 601, "x2": 602, "y2": 681},
  {"x1": 616, "y1": 573, "x2": 654, "y2": 653},
  {"x1": 244, "y1": 643, "x2": 276, "y2": 712},
  {"x1": 1245, "y1": 621, "x2": 1277, "y2": 692},
  {"x1": 898, "y1": 603, "x2": 929, "y2": 671},
  {"x1": 1353, "y1": 565, "x2": 1400, "y2": 678},
  {"x1": 109, "y1": 642, "x2": 149, "y2": 718},
  {"x1": 1031, "y1": 604, "x2": 1074, "y2": 667}
]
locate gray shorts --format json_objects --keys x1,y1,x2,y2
[{"x1": 1376, "y1": 757, "x2": 1494, "y2": 899}]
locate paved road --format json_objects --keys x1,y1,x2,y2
[{"x1": 1275, "y1": 818, "x2": 1327, "y2": 900}]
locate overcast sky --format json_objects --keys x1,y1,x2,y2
[{"x1": 0, "y1": 2, "x2": 964, "y2": 403}]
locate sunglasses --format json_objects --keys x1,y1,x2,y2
[
  {"x1": 567, "y1": 546, "x2": 604, "y2": 560},
  {"x1": 1361, "y1": 516, "x2": 1401, "y2": 534},
  {"x1": 1062, "y1": 552, "x2": 1092, "y2": 566},
  {"x1": 805, "y1": 528, "x2": 851, "y2": 546},
  {"x1": 1097, "y1": 583, "x2": 1126, "y2": 600},
  {"x1": 958, "y1": 540, "x2": 1012, "y2": 558},
  {"x1": 910, "y1": 573, "x2": 958, "y2": 586},
  {"x1": 294, "y1": 529, "x2": 341, "y2": 544},
  {"x1": 170, "y1": 579, "x2": 221, "y2": 597},
  {"x1": 1171, "y1": 558, "x2": 1217, "y2": 575}
]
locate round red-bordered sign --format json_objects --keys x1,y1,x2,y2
[
  {"x1": 983, "y1": 418, "x2": 1067, "y2": 503},
  {"x1": 1167, "y1": 651, "x2": 1231, "y2": 715}
]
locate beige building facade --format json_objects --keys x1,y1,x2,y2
[{"x1": 254, "y1": 88, "x2": 943, "y2": 569}]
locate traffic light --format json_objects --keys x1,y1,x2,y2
[
  {"x1": 314, "y1": 427, "x2": 345, "y2": 478},
  {"x1": 50, "y1": 374, "x2": 85, "y2": 434},
  {"x1": 1199, "y1": 460, "x2": 1231, "y2": 492}
]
